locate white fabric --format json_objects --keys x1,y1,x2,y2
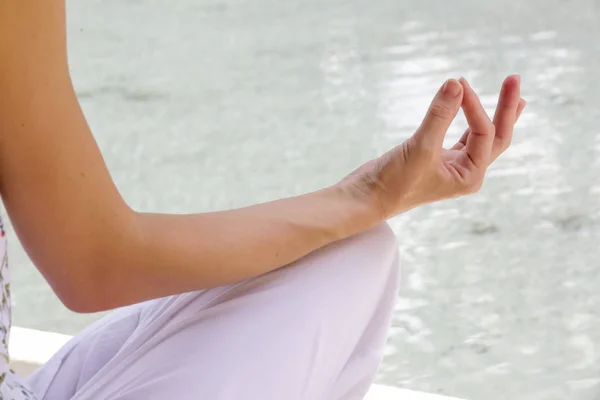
[{"x1": 27, "y1": 223, "x2": 400, "y2": 400}]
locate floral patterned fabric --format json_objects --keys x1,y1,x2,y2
[{"x1": 0, "y1": 217, "x2": 38, "y2": 400}]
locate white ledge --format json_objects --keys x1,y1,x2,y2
[{"x1": 9, "y1": 327, "x2": 464, "y2": 400}]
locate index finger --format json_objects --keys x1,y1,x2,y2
[
  {"x1": 414, "y1": 79, "x2": 464, "y2": 151},
  {"x1": 460, "y1": 78, "x2": 495, "y2": 168}
]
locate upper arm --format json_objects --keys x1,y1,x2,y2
[
  {"x1": 0, "y1": 0, "x2": 135, "y2": 311},
  {"x1": 0, "y1": 0, "x2": 69, "y2": 84}
]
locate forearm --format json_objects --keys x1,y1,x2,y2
[
  {"x1": 0, "y1": 0, "x2": 384, "y2": 312},
  {"x1": 100, "y1": 186, "x2": 379, "y2": 310},
  {"x1": 1, "y1": 79, "x2": 380, "y2": 311}
]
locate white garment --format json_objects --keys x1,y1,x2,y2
[{"x1": 26, "y1": 223, "x2": 400, "y2": 400}]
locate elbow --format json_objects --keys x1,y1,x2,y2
[
  {"x1": 55, "y1": 211, "x2": 141, "y2": 313},
  {"x1": 55, "y1": 276, "x2": 114, "y2": 314},
  {"x1": 24, "y1": 205, "x2": 141, "y2": 313},
  {"x1": 51, "y1": 257, "x2": 126, "y2": 314},
  {"x1": 58, "y1": 286, "x2": 110, "y2": 314}
]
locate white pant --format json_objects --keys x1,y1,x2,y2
[{"x1": 27, "y1": 223, "x2": 400, "y2": 400}]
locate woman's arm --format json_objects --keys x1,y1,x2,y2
[
  {"x1": 0, "y1": 1, "x2": 523, "y2": 313},
  {"x1": 0, "y1": 1, "x2": 379, "y2": 312}
]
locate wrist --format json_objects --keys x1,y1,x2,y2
[{"x1": 327, "y1": 183, "x2": 385, "y2": 238}]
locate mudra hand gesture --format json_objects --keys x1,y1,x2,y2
[{"x1": 341, "y1": 76, "x2": 525, "y2": 218}]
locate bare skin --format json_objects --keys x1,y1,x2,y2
[{"x1": 0, "y1": 1, "x2": 525, "y2": 312}]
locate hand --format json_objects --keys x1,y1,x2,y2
[{"x1": 339, "y1": 75, "x2": 526, "y2": 220}]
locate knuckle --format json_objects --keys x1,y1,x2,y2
[
  {"x1": 498, "y1": 101, "x2": 516, "y2": 113},
  {"x1": 500, "y1": 136, "x2": 512, "y2": 150},
  {"x1": 414, "y1": 141, "x2": 436, "y2": 161},
  {"x1": 428, "y1": 102, "x2": 454, "y2": 121},
  {"x1": 408, "y1": 136, "x2": 434, "y2": 162},
  {"x1": 493, "y1": 133, "x2": 513, "y2": 153},
  {"x1": 465, "y1": 179, "x2": 483, "y2": 194}
]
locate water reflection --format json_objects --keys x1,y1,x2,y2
[{"x1": 377, "y1": 7, "x2": 600, "y2": 399}]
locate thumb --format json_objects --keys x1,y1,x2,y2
[{"x1": 414, "y1": 79, "x2": 463, "y2": 151}]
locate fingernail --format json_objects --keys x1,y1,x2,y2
[{"x1": 442, "y1": 79, "x2": 462, "y2": 98}]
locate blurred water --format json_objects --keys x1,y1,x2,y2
[{"x1": 6, "y1": 0, "x2": 600, "y2": 399}]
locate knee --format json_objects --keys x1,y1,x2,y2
[
  {"x1": 342, "y1": 222, "x2": 400, "y2": 277},
  {"x1": 297, "y1": 222, "x2": 400, "y2": 292},
  {"x1": 240, "y1": 222, "x2": 401, "y2": 310},
  {"x1": 357, "y1": 222, "x2": 399, "y2": 255}
]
